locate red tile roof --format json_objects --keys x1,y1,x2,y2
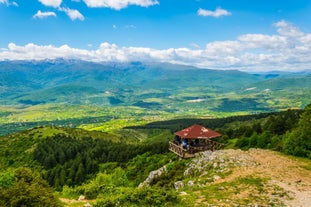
[{"x1": 175, "y1": 124, "x2": 221, "y2": 139}]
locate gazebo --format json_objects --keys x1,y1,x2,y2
[{"x1": 169, "y1": 124, "x2": 223, "y2": 158}]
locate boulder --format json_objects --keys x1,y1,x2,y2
[
  {"x1": 213, "y1": 175, "x2": 221, "y2": 181},
  {"x1": 78, "y1": 195, "x2": 85, "y2": 201},
  {"x1": 174, "y1": 181, "x2": 184, "y2": 190},
  {"x1": 187, "y1": 180, "x2": 195, "y2": 187}
]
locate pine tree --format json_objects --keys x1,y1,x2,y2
[{"x1": 75, "y1": 163, "x2": 85, "y2": 184}]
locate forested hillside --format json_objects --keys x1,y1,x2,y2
[{"x1": 0, "y1": 104, "x2": 310, "y2": 206}]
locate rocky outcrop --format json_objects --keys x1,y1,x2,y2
[
  {"x1": 184, "y1": 149, "x2": 258, "y2": 177},
  {"x1": 138, "y1": 165, "x2": 167, "y2": 188}
]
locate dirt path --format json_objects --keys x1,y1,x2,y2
[
  {"x1": 218, "y1": 149, "x2": 311, "y2": 207},
  {"x1": 248, "y1": 149, "x2": 311, "y2": 207},
  {"x1": 59, "y1": 198, "x2": 95, "y2": 207}
]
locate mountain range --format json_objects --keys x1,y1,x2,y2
[{"x1": 1, "y1": 60, "x2": 310, "y2": 112}]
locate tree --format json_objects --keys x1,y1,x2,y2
[
  {"x1": 44, "y1": 154, "x2": 57, "y2": 169},
  {"x1": 0, "y1": 168, "x2": 61, "y2": 207},
  {"x1": 252, "y1": 123, "x2": 262, "y2": 134},
  {"x1": 284, "y1": 104, "x2": 311, "y2": 157},
  {"x1": 75, "y1": 163, "x2": 85, "y2": 184}
]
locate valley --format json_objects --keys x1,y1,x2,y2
[{"x1": 1, "y1": 60, "x2": 311, "y2": 136}]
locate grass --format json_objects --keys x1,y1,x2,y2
[
  {"x1": 302, "y1": 165, "x2": 311, "y2": 171},
  {"x1": 80, "y1": 118, "x2": 147, "y2": 132},
  {"x1": 281, "y1": 153, "x2": 311, "y2": 171}
]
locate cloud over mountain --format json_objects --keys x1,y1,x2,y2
[{"x1": 1, "y1": 21, "x2": 311, "y2": 72}]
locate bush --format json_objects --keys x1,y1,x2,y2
[
  {"x1": 95, "y1": 187, "x2": 180, "y2": 207},
  {"x1": 235, "y1": 137, "x2": 250, "y2": 149},
  {"x1": 0, "y1": 168, "x2": 61, "y2": 207}
]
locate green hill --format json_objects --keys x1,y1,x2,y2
[{"x1": 1, "y1": 104, "x2": 311, "y2": 206}]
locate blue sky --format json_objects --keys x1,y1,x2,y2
[{"x1": 1, "y1": 0, "x2": 311, "y2": 71}]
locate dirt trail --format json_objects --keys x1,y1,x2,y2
[
  {"x1": 219, "y1": 149, "x2": 311, "y2": 207},
  {"x1": 59, "y1": 198, "x2": 95, "y2": 207}
]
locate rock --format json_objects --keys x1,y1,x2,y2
[
  {"x1": 84, "y1": 203, "x2": 92, "y2": 207},
  {"x1": 207, "y1": 177, "x2": 214, "y2": 182},
  {"x1": 213, "y1": 175, "x2": 221, "y2": 181},
  {"x1": 219, "y1": 163, "x2": 225, "y2": 169},
  {"x1": 138, "y1": 165, "x2": 166, "y2": 187},
  {"x1": 174, "y1": 181, "x2": 184, "y2": 190},
  {"x1": 184, "y1": 149, "x2": 257, "y2": 177},
  {"x1": 184, "y1": 166, "x2": 194, "y2": 176},
  {"x1": 296, "y1": 180, "x2": 302, "y2": 183},
  {"x1": 78, "y1": 195, "x2": 85, "y2": 201},
  {"x1": 218, "y1": 186, "x2": 225, "y2": 190},
  {"x1": 180, "y1": 191, "x2": 188, "y2": 196},
  {"x1": 187, "y1": 180, "x2": 194, "y2": 187}
]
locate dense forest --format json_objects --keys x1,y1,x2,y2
[
  {"x1": 33, "y1": 135, "x2": 168, "y2": 188},
  {"x1": 230, "y1": 105, "x2": 311, "y2": 158}
]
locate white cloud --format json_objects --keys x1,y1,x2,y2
[
  {"x1": 33, "y1": 10, "x2": 57, "y2": 19},
  {"x1": 83, "y1": 0, "x2": 159, "y2": 10},
  {"x1": 0, "y1": 0, "x2": 17, "y2": 6},
  {"x1": 198, "y1": 7, "x2": 231, "y2": 18},
  {"x1": 300, "y1": 34, "x2": 311, "y2": 45},
  {"x1": 2, "y1": 43, "x2": 92, "y2": 60},
  {"x1": 59, "y1": 7, "x2": 84, "y2": 21},
  {"x1": 2, "y1": 21, "x2": 311, "y2": 72},
  {"x1": 190, "y1": 43, "x2": 200, "y2": 49},
  {"x1": 125, "y1": 24, "x2": 136, "y2": 29},
  {"x1": 274, "y1": 20, "x2": 304, "y2": 38},
  {"x1": 38, "y1": 0, "x2": 62, "y2": 8},
  {"x1": 0, "y1": 0, "x2": 8, "y2": 5},
  {"x1": 205, "y1": 41, "x2": 242, "y2": 55},
  {"x1": 238, "y1": 34, "x2": 288, "y2": 50}
]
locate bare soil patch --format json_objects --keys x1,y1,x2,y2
[{"x1": 215, "y1": 149, "x2": 311, "y2": 207}]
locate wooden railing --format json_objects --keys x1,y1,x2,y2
[
  {"x1": 193, "y1": 139, "x2": 224, "y2": 153},
  {"x1": 169, "y1": 139, "x2": 224, "y2": 158},
  {"x1": 169, "y1": 141, "x2": 188, "y2": 158}
]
